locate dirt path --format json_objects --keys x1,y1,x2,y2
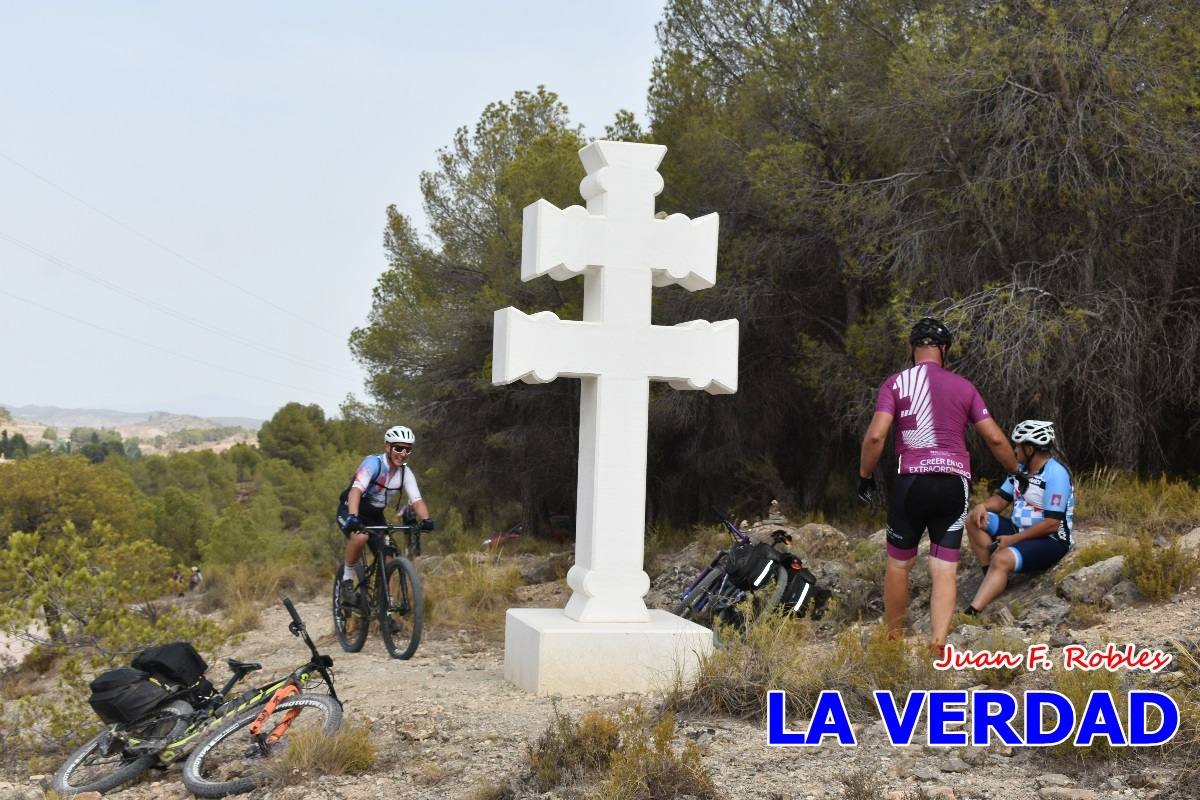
[{"x1": 10, "y1": 558, "x2": 1198, "y2": 799}]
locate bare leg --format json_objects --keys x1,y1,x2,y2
[
  {"x1": 965, "y1": 513, "x2": 992, "y2": 565},
  {"x1": 884, "y1": 556, "x2": 916, "y2": 639},
  {"x1": 928, "y1": 557, "x2": 959, "y2": 650},
  {"x1": 344, "y1": 532, "x2": 368, "y2": 572},
  {"x1": 969, "y1": 549, "x2": 1017, "y2": 612}
]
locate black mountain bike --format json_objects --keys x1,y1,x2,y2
[
  {"x1": 333, "y1": 523, "x2": 424, "y2": 659},
  {"x1": 54, "y1": 598, "x2": 341, "y2": 798}
]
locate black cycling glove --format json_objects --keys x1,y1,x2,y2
[
  {"x1": 419, "y1": 517, "x2": 436, "y2": 532},
  {"x1": 857, "y1": 475, "x2": 881, "y2": 507}
]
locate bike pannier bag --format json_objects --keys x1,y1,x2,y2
[
  {"x1": 132, "y1": 641, "x2": 207, "y2": 687},
  {"x1": 88, "y1": 667, "x2": 171, "y2": 724},
  {"x1": 723, "y1": 541, "x2": 779, "y2": 592},
  {"x1": 779, "y1": 563, "x2": 819, "y2": 617}
]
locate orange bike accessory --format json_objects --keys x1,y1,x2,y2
[{"x1": 248, "y1": 683, "x2": 302, "y2": 745}]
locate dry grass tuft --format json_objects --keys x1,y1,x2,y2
[
  {"x1": 669, "y1": 619, "x2": 948, "y2": 722},
  {"x1": 279, "y1": 721, "x2": 376, "y2": 780},
  {"x1": 1076, "y1": 469, "x2": 1200, "y2": 534},
  {"x1": 423, "y1": 554, "x2": 523, "y2": 637}
]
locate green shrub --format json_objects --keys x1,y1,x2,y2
[
  {"x1": 527, "y1": 706, "x2": 620, "y2": 792},
  {"x1": 596, "y1": 711, "x2": 717, "y2": 800}
]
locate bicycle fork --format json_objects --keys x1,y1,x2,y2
[{"x1": 246, "y1": 684, "x2": 301, "y2": 755}]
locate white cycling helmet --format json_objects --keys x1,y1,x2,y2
[
  {"x1": 384, "y1": 425, "x2": 415, "y2": 445},
  {"x1": 1011, "y1": 419, "x2": 1055, "y2": 448}
]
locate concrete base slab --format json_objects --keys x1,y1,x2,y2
[{"x1": 504, "y1": 607, "x2": 714, "y2": 695}]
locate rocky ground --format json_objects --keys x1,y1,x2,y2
[{"x1": 3, "y1": 512, "x2": 1200, "y2": 800}]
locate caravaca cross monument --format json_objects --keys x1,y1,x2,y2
[{"x1": 492, "y1": 141, "x2": 739, "y2": 694}]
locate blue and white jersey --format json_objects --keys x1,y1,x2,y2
[
  {"x1": 998, "y1": 457, "x2": 1074, "y2": 547},
  {"x1": 351, "y1": 454, "x2": 421, "y2": 510}
]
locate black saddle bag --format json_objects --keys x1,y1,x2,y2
[
  {"x1": 724, "y1": 541, "x2": 780, "y2": 591},
  {"x1": 88, "y1": 667, "x2": 172, "y2": 725},
  {"x1": 132, "y1": 641, "x2": 208, "y2": 687}
]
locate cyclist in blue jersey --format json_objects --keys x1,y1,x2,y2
[
  {"x1": 964, "y1": 419, "x2": 1074, "y2": 614},
  {"x1": 338, "y1": 425, "x2": 434, "y2": 604}
]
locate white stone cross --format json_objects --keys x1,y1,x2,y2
[{"x1": 493, "y1": 140, "x2": 739, "y2": 623}]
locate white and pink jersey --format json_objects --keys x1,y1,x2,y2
[{"x1": 875, "y1": 362, "x2": 991, "y2": 479}]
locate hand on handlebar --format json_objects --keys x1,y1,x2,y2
[
  {"x1": 343, "y1": 514, "x2": 362, "y2": 532},
  {"x1": 419, "y1": 517, "x2": 435, "y2": 532}
]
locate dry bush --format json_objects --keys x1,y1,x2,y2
[
  {"x1": 974, "y1": 631, "x2": 1028, "y2": 688},
  {"x1": 839, "y1": 769, "x2": 885, "y2": 800},
  {"x1": 423, "y1": 554, "x2": 523, "y2": 637},
  {"x1": 199, "y1": 561, "x2": 327, "y2": 614},
  {"x1": 596, "y1": 711, "x2": 718, "y2": 800},
  {"x1": 1050, "y1": 667, "x2": 1125, "y2": 760},
  {"x1": 1066, "y1": 603, "x2": 1105, "y2": 628},
  {"x1": 527, "y1": 706, "x2": 620, "y2": 792},
  {"x1": 669, "y1": 620, "x2": 948, "y2": 722},
  {"x1": 1076, "y1": 469, "x2": 1200, "y2": 534},
  {"x1": 278, "y1": 721, "x2": 376, "y2": 780},
  {"x1": 1124, "y1": 534, "x2": 1200, "y2": 601}
]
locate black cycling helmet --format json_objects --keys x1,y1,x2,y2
[{"x1": 909, "y1": 317, "x2": 953, "y2": 349}]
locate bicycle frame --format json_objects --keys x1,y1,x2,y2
[
  {"x1": 120, "y1": 598, "x2": 337, "y2": 764},
  {"x1": 677, "y1": 512, "x2": 752, "y2": 610},
  {"x1": 358, "y1": 523, "x2": 418, "y2": 611}
]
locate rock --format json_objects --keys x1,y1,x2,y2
[
  {"x1": 928, "y1": 790, "x2": 958, "y2": 800},
  {"x1": 1020, "y1": 595, "x2": 1071, "y2": 629},
  {"x1": 1038, "y1": 774, "x2": 1075, "y2": 788},
  {"x1": 1058, "y1": 556, "x2": 1125, "y2": 604},
  {"x1": 68, "y1": 793, "x2": 102, "y2": 800},
  {"x1": 1178, "y1": 527, "x2": 1200, "y2": 553},
  {"x1": 1107, "y1": 579, "x2": 1140, "y2": 608},
  {"x1": 1038, "y1": 790, "x2": 1096, "y2": 800},
  {"x1": 1127, "y1": 771, "x2": 1163, "y2": 789},
  {"x1": 940, "y1": 755, "x2": 969, "y2": 772},
  {"x1": 913, "y1": 766, "x2": 942, "y2": 781},
  {"x1": 957, "y1": 747, "x2": 987, "y2": 766},
  {"x1": 793, "y1": 523, "x2": 850, "y2": 559}
]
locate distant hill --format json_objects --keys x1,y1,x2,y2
[
  {"x1": 0, "y1": 404, "x2": 262, "y2": 433},
  {"x1": 0, "y1": 404, "x2": 261, "y2": 454}
]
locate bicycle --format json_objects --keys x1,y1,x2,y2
[
  {"x1": 673, "y1": 514, "x2": 791, "y2": 638},
  {"x1": 333, "y1": 523, "x2": 424, "y2": 659},
  {"x1": 54, "y1": 598, "x2": 342, "y2": 798}
]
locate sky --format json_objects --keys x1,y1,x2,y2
[{"x1": 0, "y1": 2, "x2": 665, "y2": 421}]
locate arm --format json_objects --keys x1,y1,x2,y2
[
  {"x1": 970, "y1": 492, "x2": 1010, "y2": 530},
  {"x1": 974, "y1": 417, "x2": 1019, "y2": 474},
  {"x1": 411, "y1": 499, "x2": 431, "y2": 522},
  {"x1": 859, "y1": 411, "x2": 893, "y2": 477},
  {"x1": 1000, "y1": 517, "x2": 1059, "y2": 545},
  {"x1": 347, "y1": 487, "x2": 364, "y2": 516}
]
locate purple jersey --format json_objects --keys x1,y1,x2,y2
[{"x1": 875, "y1": 362, "x2": 991, "y2": 479}]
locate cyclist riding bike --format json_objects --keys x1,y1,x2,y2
[
  {"x1": 337, "y1": 425, "x2": 434, "y2": 605},
  {"x1": 964, "y1": 419, "x2": 1074, "y2": 614}
]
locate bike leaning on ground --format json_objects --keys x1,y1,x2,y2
[
  {"x1": 333, "y1": 522, "x2": 425, "y2": 659},
  {"x1": 673, "y1": 515, "x2": 791, "y2": 636},
  {"x1": 53, "y1": 598, "x2": 342, "y2": 798}
]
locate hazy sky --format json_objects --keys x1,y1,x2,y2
[{"x1": 0, "y1": 2, "x2": 665, "y2": 421}]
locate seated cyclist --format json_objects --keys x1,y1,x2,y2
[
  {"x1": 964, "y1": 419, "x2": 1074, "y2": 614},
  {"x1": 338, "y1": 425, "x2": 434, "y2": 603}
]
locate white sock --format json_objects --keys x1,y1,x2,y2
[{"x1": 343, "y1": 564, "x2": 355, "y2": 580}]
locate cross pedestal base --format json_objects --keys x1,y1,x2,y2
[{"x1": 503, "y1": 608, "x2": 714, "y2": 695}]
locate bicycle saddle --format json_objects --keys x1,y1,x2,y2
[{"x1": 226, "y1": 658, "x2": 262, "y2": 673}]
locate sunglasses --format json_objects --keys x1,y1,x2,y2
[{"x1": 388, "y1": 444, "x2": 413, "y2": 454}]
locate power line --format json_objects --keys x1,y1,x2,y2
[
  {"x1": 0, "y1": 286, "x2": 347, "y2": 403},
  {"x1": 0, "y1": 230, "x2": 359, "y2": 381},
  {"x1": 0, "y1": 149, "x2": 341, "y2": 336}
]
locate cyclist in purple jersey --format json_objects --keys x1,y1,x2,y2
[{"x1": 858, "y1": 318, "x2": 1018, "y2": 656}]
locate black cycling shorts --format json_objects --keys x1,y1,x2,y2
[
  {"x1": 338, "y1": 502, "x2": 385, "y2": 537},
  {"x1": 885, "y1": 473, "x2": 969, "y2": 562}
]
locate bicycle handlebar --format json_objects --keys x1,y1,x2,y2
[{"x1": 360, "y1": 523, "x2": 418, "y2": 531}]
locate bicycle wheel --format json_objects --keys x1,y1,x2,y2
[
  {"x1": 674, "y1": 568, "x2": 724, "y2": 620},
  {"x1": 181, "y1": 693, "x2": 343, "y2": 798},
  {"x1": 332, "y1": 561, "x2": 369, "y2": 653},
  {"x1": 379, "y1": 557, "x2": 423, "y2": 659},
  {"x1": 760, "y1": 563, "x2": 789, "y2": 613},
  {"x1": 52, "y1": 707, "x2": 186, "y2": 795}
]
